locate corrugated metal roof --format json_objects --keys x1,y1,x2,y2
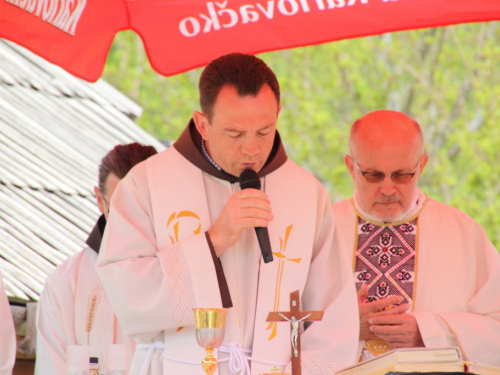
[{"x1": 0, "y1": 39, "x2": 166, "y2": 302}]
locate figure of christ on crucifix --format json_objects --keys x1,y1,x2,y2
[
  {"x1": 278, "y1": 313, "x2": 311, "y2": 358},
  {"x1": 266, "y1": 290, "x2": 324, "y2": 375}
]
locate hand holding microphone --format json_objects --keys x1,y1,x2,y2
[
  {"x1": 239, "y1": 169, "x2": 273, "y2": 263},
  {"x1": 208, "y1": 170, "x2": 273, "y2": 259}
]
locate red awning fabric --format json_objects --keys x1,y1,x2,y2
[{"x1": 1, "y1": 0, "x2": 500, "y2": 81}]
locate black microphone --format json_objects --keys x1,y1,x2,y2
[{"x1": 239, "y1": 169, "x2": 273, "y2": 263}]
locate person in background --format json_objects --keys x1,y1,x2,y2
[
  {"x1": 35, "y1": 142, "x2": 157, "y2": 374},
  {"x1": 96, "y1": 53, "x2": 359, "y2": 375},
  {"x1": 0, "y1": 269, "x2": 15, "y2": 375},
  {"x1": 332, "y1": 109, "x2": 500, "y2": 364}
]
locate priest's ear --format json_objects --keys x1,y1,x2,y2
[
  {"x1": 94, "y1": 186, "x2": 107, "y2": 217},
  {"x1": 344, "y1": 155, "x2": 356, "y2": 180},
  {"x1": 418, "y1": 153, "x2": 429, "y2": 175},
  {"x1": 193, "y1": 111, "x2": 209, "y2": 140}
]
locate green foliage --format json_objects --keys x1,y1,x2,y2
[{"x1": 102, "y1": 22, "x2": 500, "y2": 250}]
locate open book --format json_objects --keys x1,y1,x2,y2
[
  {"x1": 337, "y1": 347, "x2": 500, "y2": 375},
  {"x1": 337, "y1": 347, "x2": 464, "y2": 375}
]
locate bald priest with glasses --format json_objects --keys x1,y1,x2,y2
[{"x1": 332, "y1": 110, "x2": 500, "y2": 365}]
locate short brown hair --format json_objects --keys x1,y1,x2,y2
[
  {"x1": 98, "y1": 142, "x2": 157, "y2": 194},
  {"x1": 199, "y1": 53, "x2": 280, "y2": 122}
]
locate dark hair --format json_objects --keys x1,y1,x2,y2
[
  {"x1": 98, "y1": 142, "x2": 157, "y2": 194},
  {"x1": 199, "y1": 53, "x2": 280, "y2": 121}
]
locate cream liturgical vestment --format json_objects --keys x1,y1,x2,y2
[
  {"x1": 35, "y1": 217, "x2": 136, "y2": 375},
  {"x1": 0, "y1": 269, "x2": 15, "y2": 375},
  {"x1": 96, "y1": 122, "x2": 359, "y2": 375},
  {"x1": 332, "y1": 189, "x2": 500, "y2": 365}
]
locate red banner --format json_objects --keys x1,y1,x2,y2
[{"x1": 1, "y1": 0, "x2": 500, "y2": 81}]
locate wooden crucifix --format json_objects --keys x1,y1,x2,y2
[{"x1": 266, "y1": 290, "x2": 324, "y2": 375}]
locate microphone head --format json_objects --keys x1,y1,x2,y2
[{"x1": 239, "y1": 169, "x2": 261, "y2": 190}]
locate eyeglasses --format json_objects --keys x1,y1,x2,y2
[{"x1": 352, "y1": 156, "x2": 423, "y2": 184}]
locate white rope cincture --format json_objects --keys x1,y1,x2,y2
[
  {"x1": 137, "y1": 341, "x2": 288, "y2": 375},
  {"x1": 218, "y1": 342, "x2": 288, "y2": 375},
  {"x1": 137, "y1": 341, "x2": 165, "y2": 375},
  {"x1": 218, "y1": 342, "x2": 251, "y2": 375}
]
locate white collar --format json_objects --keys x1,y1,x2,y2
[{"x1": 353, "y1": 188, "x2": 426, "y2": 224}]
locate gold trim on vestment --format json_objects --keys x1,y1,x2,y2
[
  {"x1": 412, "y1": 216, "x2": 420, "y2": 313},
  {"x1": 436, "y1": 314, "x2": 470, "y2": 362},
  {"x1": 352, "y1": 202, "x2": 359, "y2": 273}
]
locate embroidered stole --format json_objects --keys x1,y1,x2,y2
[{"x1": 354, "y1": 215, "x2": 419, "y2": 359}]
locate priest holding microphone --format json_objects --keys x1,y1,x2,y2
[{"x1": 96, "y1": 53, "x2": 358, "y2": 375}]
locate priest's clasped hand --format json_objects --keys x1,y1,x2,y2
[
  {"x1": 357, "y1": 284, "x2": 424, "y2": 348},
  {"x1": 357, "y1": 283, "x2": 406, "y2": 341},
  {"x1": 368, "y1": 312, "x2": 425, "y2": 349},
  {"x1": 208, "y1": 188, "x2": 273, "y2": 257},
  {"x1": 358, "y1": 284, "x2": 424, "y2": 349}
]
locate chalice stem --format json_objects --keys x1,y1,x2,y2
[{"x1": 202, "y1": 347, "x2": 218, "y2": 375}]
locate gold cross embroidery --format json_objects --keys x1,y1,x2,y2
[
  {"x1": 166, "y1": 210, "x2": 201, "y2": 331},
  {"x1": 167, "y1": 210, "x2": 201, "y2": 244},
  {"x1": 266, "y1": 225, "x2": 302, "y2": 340}
]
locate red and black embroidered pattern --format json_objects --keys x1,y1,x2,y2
[{"x1": 354, "y1": 217, "x2": 417, "y2": 308}]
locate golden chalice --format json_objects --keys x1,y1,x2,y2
[{"x1": 194, "y1": 308, "x2": 228, "y2": 375}]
